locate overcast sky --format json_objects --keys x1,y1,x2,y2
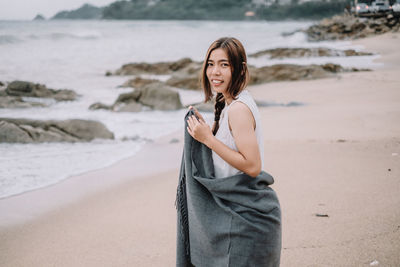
[{"x1": 0, "y1": 0, "x2": 116, "y2": 20}]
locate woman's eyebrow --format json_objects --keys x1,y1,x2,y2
[{"x1": 207, "y1": 59, "x2": 229, "y2": 63}]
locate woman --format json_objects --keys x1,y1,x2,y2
[
  {"x1": 176, "y1": 37, "x2": 281, "y2": 267},
  {"x1": 187, "y1": 37, "x2": 263, "y2": 179}
]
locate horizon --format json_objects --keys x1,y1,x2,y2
[{"x1": 0, "y1": 0, "x2": 115, "y2": 20}]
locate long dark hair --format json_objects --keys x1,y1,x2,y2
[{"x1": 201, "y1": 37, "x2": 249, "y2": 135}]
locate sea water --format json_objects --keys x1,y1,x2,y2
[{"x1": 0, "y1": 19, "x2": 379, "y2": 199}]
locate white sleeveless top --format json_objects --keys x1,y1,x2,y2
[{"x1": 212, "y1": 90, "x2": 264, "y2": 178}]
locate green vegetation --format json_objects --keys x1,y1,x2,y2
[
  {"x1": 256, "y1": 0, "x2": 353, "y2": 20},
  {"x1": 53, "y1": 0, "x2": 354, "y2": 20},
  {"x1": 52, "y1": 4, "x2": 103, "y2": 19},
  {"x1": 102, "y1": 0, "x2": 251, "y2": 20}
]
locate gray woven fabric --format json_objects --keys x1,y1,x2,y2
[{"x1": 176, "y1": 110, "x2": 281, "y2": 267}]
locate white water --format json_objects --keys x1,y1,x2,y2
[{"x1": 0, "y1": 19, "x2": 379, "y2": 199}]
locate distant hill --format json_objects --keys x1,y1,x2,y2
[
  {"x1": 33, "y1": 14, "x2": 46, "y2": 20},
  {"x1": 52, "y1": 4, "x2": 103, "y2": 20},
  {"x1": 50, "y1": 0, "x2": 353, "y2": 20}
]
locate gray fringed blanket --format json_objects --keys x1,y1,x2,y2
[{"x1": 176, "y1": 110, "x2": 281, "y2": 267}]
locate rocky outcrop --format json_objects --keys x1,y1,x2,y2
[
  {"x1": 120, "y1": 77, "x2": 159, "y2": 88},
  {"x1": 305, "y1": 14, "x2": 400, "y2": 41},
  {"x1": 249, "y1": 47, "x2": 373, "y2": 58},
  {"x1": 111, "y1": 53, "x2": 371, "y2": 92},
  {"x1": 113, "y1": 58, "x2": 196, "y2": 75},
  {"x1": 166, "y1": 72, "x2": 200, "y2": 90},
  {"x1": 0, "y1": 81, "x2": 78, "y2": 109},
  {"x1": 90, "y1": 82, "x2": 183, "y2": 112},
  {"x1": 248, "y1": 63, "x2": 369, "y2": 84},
  {"x1": 0, "y1": 118, "x2": 114, "y2": 143}
]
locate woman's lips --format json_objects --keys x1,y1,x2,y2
[{"x1": 211, "y1": 79, "x2": 223, "y2": 86}]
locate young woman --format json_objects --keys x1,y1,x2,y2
[
  {"x1": 187, "y1": 37, "x2": 263, "y2": 179},
  {"x1": 177, "y1": 37, "x2": 281, "y2": 267}
]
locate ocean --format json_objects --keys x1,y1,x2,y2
[{"x1": 0, "y1": 19, "x2": 379, "y2": 199}]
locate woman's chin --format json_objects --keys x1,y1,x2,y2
[{"x1": 211, "y1": 86, "x2": 226, "y2": 94}]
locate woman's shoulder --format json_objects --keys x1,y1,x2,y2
[
  {"x1": 229, "y1": 90, "x2": 257, "y2": 112},
  {"x1": 227, "y1": 100, "x2": 254, "y2": 124}
]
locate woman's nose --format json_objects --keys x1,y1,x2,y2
[{"x1": 212, "y1": 66, "x2": 221, "y2": 75}]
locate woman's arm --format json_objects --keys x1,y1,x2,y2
[{"x1": 187, "y1": 103, "x2": 261, "y2": 177}]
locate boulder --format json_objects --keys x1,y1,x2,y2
[
  {"x1": 89, "y1": 82, "x2": 183, "y2": 112},
  {"x1": 166, "y1": 73, "x2": 200, "y2": 90},
  {"x1": 6, "y1": 81, "x2": 77, "y2": 101},
  {"x1": 0, "y1": 80, "x2": 78, "y2": 109},
  {"x1": 138, "y1": 83, "x2": 183, "y2": 110},
  {"x1": 0, "y1": 96, "x2": 47, "y2": 108},
  {"x1": 121, "y1": 77, "x2": 159, "y2": 88},
  {"x1": 113, "y1": 58, "x2": 195, "y2": 75},
  {"x1": 0, "y1": 121, "x2": 32, "y2": 143},
  {"x1": 89, "y1": 102, "x2": 112, "y2": 110},
  {"x1": 0, "y1": 118, "x2": 114, "y2": 143},
  {"x1": 191, "y1": 101, "x2": 214, "y2": 113},
  {"x1": 114, "y1": 102, "x2": 143, "y2": 112}
]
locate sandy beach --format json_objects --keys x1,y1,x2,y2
[{"x1": 1, "y1": 31, "x2": 400, "y2": 266}]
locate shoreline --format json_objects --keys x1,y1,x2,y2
[
  {"x1": 1, "y1": 31, "x2": 399, "y2": 266},
  {"x1": 0, "y1": 131, "x2": 183, "y2": 227}
]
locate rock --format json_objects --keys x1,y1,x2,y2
[
  {"x1": 249, "y1": 47, "x2": 372, "y2": 59},
  {"x1": 114, "y1": 102, "x2": 143, "y2": 112},
  {"x1": 1, "y1": 80, "x2": 78, "y2": 109},
  {"x1": 0, "y1": 118, "x2": 114, "y2": 143},
  {"x1": 305, "y1": 13, "x2": 400, "y2": 41},
  {"x1": 321, "y1": 63, "x2": 343, "y2": 73},
  {"x1": 6, "y1": 81, "x2": 76, "y2": 101},
  {"x1": 89, "y1": 102, "x2": 112, "y2": 110},
  {"x1": 249, "y1": 64, "x2": 335, "y2": 84},
  {"x1": 0, "y1": 96, "x2": 47, "y2": 108},
  {"x1": 0, "y1": 121, "x2": 33, "y2": 143},
  {"x1": 191, "y1": 101, "x2": 215, "y2": 113},
  {"x1": 89, "y1": 82, "x2": 183, "y2": 112},
  {"x1": 114, "y1": 90, "x2": 142, "y2": 104},
  {"x1": 120, "y1": 77, "x2": 158, "y2": 89},
  {"x1": 114, "y1": 57, "x2": 195, "y2": 75},
  {"x1": 138, "y1": 83, "x2": 183, "y2": 110},
  {"x1": 1, "y1": 81, "x2": 78, "y2": 109},
  {"x1": 166, "y1": 73, "x2": 200, "y2": 90}
]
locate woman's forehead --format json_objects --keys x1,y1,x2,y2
[{"x1": 209, "y1": 48, "x2": 228, "y2": 61}]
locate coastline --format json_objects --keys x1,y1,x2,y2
[
  {"x1": 1, "y1": 32, "x2": 400, "y2": 266},
  {"x1": 0, "y1": 131, "x2": 183, "y2": 227}
]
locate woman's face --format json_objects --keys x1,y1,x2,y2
[{"x1": 206, "y1": 48, "x2": 232, "y2": 96}]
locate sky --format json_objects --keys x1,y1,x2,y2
[{"x1": 0, "y1": 0, "x2": 116, "y2": 20}]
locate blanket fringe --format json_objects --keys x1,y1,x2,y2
[{"x1": 176, "y1": 172, "x2": 191, "y2": 259}]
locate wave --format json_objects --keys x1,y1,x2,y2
[
  {"x1": 0, "y1": 34, "x2": 21, "y2": 45},
  {"x1": 0, "y1": 32, "x2": 101, "y2": 46}
]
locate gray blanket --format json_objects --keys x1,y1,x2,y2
[{"x1": 176, "y1": 110, "x2": 281, "y2": 267}]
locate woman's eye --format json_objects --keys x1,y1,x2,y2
[{"x1": 221, "y1": 63, "x2": 229, "y2": 67}]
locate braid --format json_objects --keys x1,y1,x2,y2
[{"x1": 213, "y1": 93, "x2": 225, "y2": 135}]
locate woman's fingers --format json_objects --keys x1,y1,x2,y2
[
  {"x1": 187, "y1": 115, "x2": 200, "y2": 134},
  {"x1": 193, "y1": 108, "x2": 205, "y2": 122}
]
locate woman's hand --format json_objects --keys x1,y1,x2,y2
[
  {"x1": 187, "y1": 114, "x2": 213, "y2": 145},
  {"x1": 188, "y1": 106, "x2": 205, "y2": 122}
]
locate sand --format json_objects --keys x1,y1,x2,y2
[{"x1": 1, "y1": 32, "x2": 399, "y2": 266}]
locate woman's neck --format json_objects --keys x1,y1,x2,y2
[{"x1": 223, "y1": 93, "x2": 233, "y2": 105}]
